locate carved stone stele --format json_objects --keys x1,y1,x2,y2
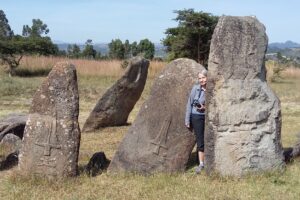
[
  {"x1": 19, "y1": 62, "x2": 80, "y2": 178},
  {"x1": 205, "y1": 16, "x2": 285, "y2": 176},
  {"x1": 109, "y1": 58, "x2": 206, "y2": 174}
]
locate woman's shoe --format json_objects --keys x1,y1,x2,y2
[{"x1": 195, "y1": 164, "x2": 204, "y2": 174}]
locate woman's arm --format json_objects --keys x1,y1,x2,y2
[{"x1": 185, "y1": 85, "x2": 196, "y2": 127}]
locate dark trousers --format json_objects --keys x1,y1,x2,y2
[{"x1": 191, "y1": 114, "x2": 205, "y2": 152}]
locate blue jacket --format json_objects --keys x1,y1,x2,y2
[{"x1": 185, "y1": 84, "x2": 205, "y2": 125}]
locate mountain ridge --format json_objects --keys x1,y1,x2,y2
[{"x1": 268, "y1": 40, "x2": 300, "y2": 49}]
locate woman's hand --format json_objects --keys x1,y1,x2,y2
[{"x1": 185, "y1": 123, "x2": 190, "y2": 128}]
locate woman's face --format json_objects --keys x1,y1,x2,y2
[{"x1": 198, "y1": 73, "x2": 207, "y2": 87}]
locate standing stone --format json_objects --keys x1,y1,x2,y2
[
  {"x1": 109, "y1": 58, "x2": 205, "y2": 173},
  {"x1": 19, "y1": 62, "x2": 80, "y2": 178},
  {"x1": 205, "y1": 16, "x2": 285, "y2": 176},
  {"x1": 82, "y1": 56, "x2": 149, "y2": 132}
]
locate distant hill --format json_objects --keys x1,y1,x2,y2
[
  {"x1": 267, "y1": 41, "x2": 300, "y2": 62},
  {"x1": 268, "y1": 41, "x2": 300, "y2": 49},
  {"x1": 55, "y1": 42, "x2": 167, "y2": 58}
]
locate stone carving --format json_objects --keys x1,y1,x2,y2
[
  {"x1": 18, "y1": 62, "x2": 80, "y2": 178},
  {"x1": 35, "y1": 117, "x2": 60, "y2": 156},
  {"x1": 109, "y1": 58, "x2": 205, "y2": 174},
  {"x1": 82, "y1": 56, "x2": 149, "y2": 132},
  {"x1": 205, "y1": 16, "x2": 285, "y2": 176},
  {"x1": 150, "y1": 115, "x2": 171, "y2": 155},
  {"x1": 34, "y1": 116, "x2": 61, "y2": 169}
]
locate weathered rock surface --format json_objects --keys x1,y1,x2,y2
[
  {"x1": 1, "y1": 133, "x2": 22, "y2": 154},
  {"x1": 19, "y1": 62, "x2": 80, "y2": 178},
  {"x1": 205, "y1": 16, "x2": 285, "y2": 176},
  {"x1": 82, "y1": 56, "x2": 149, "y2": 132},
  {"x1": 109, "y1": 58, "x2": 205, "y2": 173},
  {"x1": 0, "y1": 113, "x2": 27, "y2": 141},
  {"x1": 0, "y1": 133, "x2": 21, "y2": 170}
]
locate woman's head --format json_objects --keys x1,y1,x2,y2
[{"x1": 198, "y1": 69, "x2": 207, "y2": 87}]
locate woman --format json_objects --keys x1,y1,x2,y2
[{"x1": 185, "y1": 69, "x2": 207, "y2": 174}]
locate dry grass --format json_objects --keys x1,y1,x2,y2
[
  {"x1": 0, "y1": 59, "x2": 300, "y2": 199},
  {"x1": 19, "y1": 55, "x2": 165, "y2": 78},
  {"x1": 266, "y1": 61, "x2": 300, "y2": 82},
  {"x1": 282, "y1": 67, "x2": 300, "y2": 78}
]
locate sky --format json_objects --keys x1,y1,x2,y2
[{"x1": 1, "y1": 0, "x2": 299, "y2": 44}]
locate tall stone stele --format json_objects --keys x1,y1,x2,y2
[
  {"x1": 205, "y1": 16, "x2": 285, "y2": 176},
  {"x1": 109, "y1": 58, "x2": 205, "y2": 174},
  {"x1": 82, "y1": 56, "x2": 149, "y2": 132},
  {"x1": 19, "y1": 62, "x2": 81, "y2": 178}
]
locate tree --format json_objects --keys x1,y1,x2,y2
[
  {"x1": 20, "y1": 18, "x2": 58, "y2": 56},
  {"x1": 124, "y1": 39, "x2": 131, "y2": 59},
  {"x1": 0, "y1": 13, "x2": 58, "y2": 76},
  {"x1": 137, "y1": 39, "x2": 155, "y2": 59},
  {"x1": 108, "y1": 38, "x2": 155, "y2": 60},
  {"x1": 108, "y1": 39, "x2": 125, "y2": 59},
  {"x1": 82, "y1": 39, "x2": 97, "y2": 59},
  {"x1": 57, "y1": 49, "x2": 67, "y2": 57},
  {"x1": 0, "y1": 10, "x2": 13, "y2": 39},
  {"x1": 0, "y1": 35, "x2": 58, "y2": 76},
  {"x1": 95, "y1": 52, "x2": 102, "y2": 60},
  {"x1": 131, "y1": 41, "x2": 138, "y2": 57},
  {"x1": 67, "y1": 44, "x2": 81, "y2": 58},
  {"x1": 163, "y1": 9, "x2": 219, "y2": 65},
  {"x1": 0, "y1": 36, "x2": 27, "y2": 76},
  {"x1": 25, "y1": 36, "x2": 58, "y2": 55},
  {"x1": 22, "y1": 19, "x2": 49, "y2": 37},
  {"x1": 0, "y1": 10, "x2": 19, "y2": 76}
]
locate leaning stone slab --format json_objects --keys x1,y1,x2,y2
[
  {"x1": 205, "y1": 16, "x2": 285, "y2": 176},
  {"x1": 18, "y1": 62, "x2": 80, "y2": 178},
  {"x1": 82, "y1": 56, "x2": 149, "y2": 132},
  {"x1": 0, "y1": 113, "x2": 27, "y2": 141},
  {"x1": 109, "y1": 58, "x2": 205, "y2": 174}
]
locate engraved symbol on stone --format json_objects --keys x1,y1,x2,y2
[
  {"x1": 150, "y1": 115, "x2": 172, "y2": 155},
  {"x1": 35, "y1": 116, "x2": 62, "y2": 167},
  {"x1": 37, "y1": 157, "x2": 56, "y2": 168}
]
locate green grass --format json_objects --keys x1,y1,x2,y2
[
  {"x1": 269, "y1": 78, "x2": 300, "y2": 147},
  {"x1": 0, "y1": 72, "x2": 300, "y2": 200}
]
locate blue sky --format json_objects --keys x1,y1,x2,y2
[{"x1": 1, "y1": 0, "x2": 299, "y2": 44}]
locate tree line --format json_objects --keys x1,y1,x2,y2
[
  {"x1": 66, "y1": 38, "x2": 155, "y2": 60},
  {"x1": 0, "y1": 9, "x2": 219, "y2": 76}
]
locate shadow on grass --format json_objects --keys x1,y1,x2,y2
[
  {"x1": 15, "y1": 68, "x2": 51, "y2": 77},
  {"x1": 78, "y1": 152, "x2": 111, "y2": 177},
  {"x1": 0, "y1": 152, "x2": 18, "y2": 171},
  {"x1": 270, "y1": 79, "x2": 295, "y2": 84},
  {"x1": 186, "y1": 151, "x2": 199, "y2": 170}
]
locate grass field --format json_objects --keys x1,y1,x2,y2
[{"x1": 0, "y1": 58, "x2": 300, "y2": 200}]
